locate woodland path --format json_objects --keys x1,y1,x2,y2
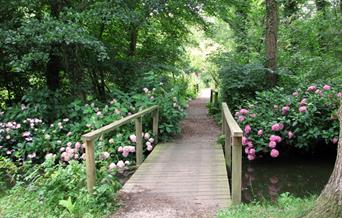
[{"x1": 113, "y1": 89, "x2": 230, "y2": 218}]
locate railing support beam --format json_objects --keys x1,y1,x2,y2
[
  {"x1": 85, "y1": 139, "x2": 96, "y2": 193},
  {"x1": 232, "y1": 136, "x2": 242, "y2": 205},
  {"x1": 135, "y1": 117, "x2": 143, "y2": 165}
]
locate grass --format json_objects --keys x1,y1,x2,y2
[{"x1": 217, "y1": 193, "x2": 316, "y2": 218}]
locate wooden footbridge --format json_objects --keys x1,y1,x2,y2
[{"x1": 82, "y1": 89, "x2": 243, "y2": 214}]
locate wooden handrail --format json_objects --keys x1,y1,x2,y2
[
  {"x1": 222, "y1": 102, "x2": 243, "y2": 205},
  {"x1": 82, "y1": 105, "x2": 159, "y2": 193}
]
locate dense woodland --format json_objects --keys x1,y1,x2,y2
[{"x1": 0, "y1": 0, "x2": 342, "y2": 217}]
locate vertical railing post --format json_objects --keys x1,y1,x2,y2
[
  {"x1": 225, "y1": 124, "x2": 232, "y2": 169},
  {"x1": 214, "y1": 91, "x2": 218, "y2": 105},
  {"x1": 153, "y1": 108, "x2": 159, "y2": 144},
  {"x1": 135, "y1": 117, "x2": 143, "y2": 165},
  {"x1": 232, "y1": 136, "x2": 242, "y2": 205},
  {"x1": 210, "y1": 89, "x2": 213, "y2": 103},
  {"x1": 84, "y1": 139, "x2": 96, "y2": 193}
]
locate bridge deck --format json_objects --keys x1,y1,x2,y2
[{"x1": 120, "y1": 89, "x2": 231, "y2": 213}]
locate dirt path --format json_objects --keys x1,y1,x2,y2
[{"x1": 112, "y1": 89, "x2": 228, "y2": 218}]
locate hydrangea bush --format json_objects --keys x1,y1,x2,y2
[
  {"x1": 0, "y1": 85, "x2": 189, "y2": 168},
  {"x1": 236, "y1": 84, "x2": 341, "y2": 160}
]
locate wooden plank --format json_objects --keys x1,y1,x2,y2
[
  {"x1": 222, "y1": 103, "x2": 243, "y2": 137},
  {"x1": 82, "y1": 105, "x2": 159, "y2": 141}
]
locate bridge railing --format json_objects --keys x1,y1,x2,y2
[
  {"x1": 221, "y1": 102, "x2": 243, "y2": 205},
  {"x1": 82, "y1": 105, "x2": 159, "y2": 193},
  {"x1": 210, "y1": 89, "x2": 218, "y2": 105}
]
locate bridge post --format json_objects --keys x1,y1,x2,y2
[
  {"x1": 84, "y1": 139, "x2": 96, "y2": 193},
  {"x1": 232, "y1": 136, "x2": 242, "y2": 205},
  {"x1": 135, "y1": 117, "x2": 143, "y2": 165},
  {"x1": 153, "y1": 108, "x2": 159, "y2": 144}
]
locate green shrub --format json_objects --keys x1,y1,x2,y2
[
  {"x1": 218, "y1": 62, "x2": 269, "y2": 110},
  {"x1": 236, "y1": 83, "x2": 341, "y2": 160}
]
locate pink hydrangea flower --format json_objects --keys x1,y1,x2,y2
[
  {"x1": 129, "y1": 134, "x2": 137, "y2": 143},
  {"x1": 269, "y1": 141, "x2": 277, "y2": 148},
  {"x1": 122, "y1": 151, "x2": 129, "y2": 157},
  {"x1": 247, "y1": 154, "x2": 255, "y2": 161},
  {"x1": 257, "y1": 130, "x2": 263, "y2": 136},
  {"x1": 238, "y1": 116, "x2": 245, "y2": 122},
  {"x1": 271, "y1": 123, "x2": 284, "y2": 131},
  {"x1": 270, "y1": 149, "x2": 279, "y2": 158},
  {"x1": 240, "y1": 109, "x2": 249, "y2": 115},
  {"x1": 250, "y1": 114, "x2": 256, "y2": 118},
  {"x1": 144, "y1": 133, "x2": 150, "y2": 140},
  {"x1": 282, "y1": 106, "x2": 290, "y2": 115},
  {"x1": 300, "y1": 99, "x2": 307, "y2": 106},
  {"x1": 117, "y1": 146, "x2": 123, "y2": 153},
  {"x1": 315, "y1": 89, "x2": 323, "y2": 96},
  {"x1": 245, "y1": 147, "x2": 250, "y2": 154},
  {"x1": 307, "y1": 86, "x2": 317, "y2": 92},
  {"x1": 299, "y1": 106, "x2": 307, "y2": 113},
  {"x1": 100, "y1": 152, "x2": 110, "y2": 160},
  {"x1": 128, "y1": 146, "x2": 135, "y2": 153},
  {"x1": 117, "y1": 160, "x2": 125, "y2": 168},
  {"x1": 332, "y1": 137, "x2": 338, "y2": 144},
  {"x1": 292, "y1": 91, "x2": 299, "y2": 96},
  {"x1": 288, "y1": 131, "x2": 294, "y2": 139},
  {"x1": 149, "y1": 138, "x2": 154, "y2": 143},
  {"x1": 109, "y1": 138, "x2": 115, "y2": 144},
  {"x1": 323, "y1": 85, "x2": 331, "y2": 90},
  {"x1": 242, "y1": 137, "x2": 248, "y2": 145},
  {"x1": 244, "y1": 125, "x2": 251, "y2": 134},
  {"x1": 147, "y1": 145, "x2": 153, "y2": 151},
  {"x1": 108, "y1": 163, "x2": 117, "y2": 171},
  {"x1": 247, "y1": 141, "x2": 253, "y2": 147},
  {"x1": 337, "y1": 93, "x2": 342, "y2": 97},
  {"x1": 248, "y1": 148, "x2": 256, "y2": 155},
  {"x1": 75, "y1": 142, "x2": 81, "y2": 150},
  {"x1": 270, "y1": 135, "x2": 282, "y2": 143},
  {"x1": 45, "y1": 153, "x2": 56, "y2": 160}
]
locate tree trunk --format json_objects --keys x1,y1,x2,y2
[
  {"x1": 265, "y1": 0, "x2": 278, "y2": 87},
  {"x1": 128, "y1": 25, "x2": 138, "y2": 56},
  {"x1": 306, "y1": 100, "x2": 342, "y2": 218},
  {"x1": 46, "y1": 0, "x2": 64, "y2": 91}
]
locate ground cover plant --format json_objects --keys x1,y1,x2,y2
[{"x1": 217, "y1": 193, "x2": 316, "y2": 218}]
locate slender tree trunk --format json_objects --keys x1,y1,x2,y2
[
  {"x1": 265, "y1": 0, "x2": 278, "y2": 87},
  {"x1": 128, "y1": 25, "x2": 138, "y2": 56},
  {"x1": 306, "y1": 100, "x2": 342, "y2": 218},
  {"x1": 46, "y1": 0, "x2": 63, "y2": 91}
]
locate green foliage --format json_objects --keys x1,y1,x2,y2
[
  {"x1": 218, "y1": 60, "x2": 269, "y2": 110},
  {"x1": 236, "y1": 83, "x2": 341, "y2": 159},
  {"x1": 0, "y1": 160, "x2": 120, "y2": 217},
  {"x1": 217, "y1": 193, "x2": 316, "y2": 218}
]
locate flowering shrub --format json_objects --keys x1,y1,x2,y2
[
  {"x1": 236, "y1": 84, "x2": 341, "y2": 160},
  {"x1": 0, "y1": 84, "x2": 188, "y2": 165}
]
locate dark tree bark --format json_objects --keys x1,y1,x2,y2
[
  {"x1": 306, "y1": 100, "x2": 342, "y2": 218},
  {"x1": 46, "y1": 0, "x2": 64, "y2": 91},
  {"x1": 265, "y1": 0, "x2": 278, "y2": 87},
  {"x1": 128, "y1": 25, "x2": 138, "y2": 56}
]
